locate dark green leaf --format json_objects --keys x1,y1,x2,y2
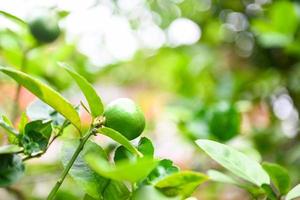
[
  {"x1": 154, "y1": 171, "x2": 208, "y2": 198},
  {"x1": 196, "y1": 139, "x2": 270, "y2": 186},
  {"x1": 0, "y1": 66, "x2": 81, "y2": 131},
  {"x1": 114, "y1": 145, "x2": 135, "y2": 163},
  {"x1": 0, "y1": 154, "x2": 25, "y2": 186},
  {"x1": 138, "y1": 137, "x2": 154, "y2": 157},
  {"x1": 86, "y1": 155, "x2": 158, "y2": 183},
  {"x1": 147, "y1": 159, "x2": 179, "y2": 184},
  {"x1": 60, "y1": 63, "x2": 103, "y2": 117},
  {"x1": 261, "y1": 184, "x2": 277, "y2": 200},
  {"x1": 262, "y1": 162, "x2": 291, "y2": 195},
  {"x1": 21, "y1": 120, "x2": 52, "y2": 155}
]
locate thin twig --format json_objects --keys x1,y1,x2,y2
[{"x1": 47, "y1": 127, "x2": 96, "y2": 200}]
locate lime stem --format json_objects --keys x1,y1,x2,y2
[{"x1": 47, "y1": 128, "x2": 97, "y2": 200}]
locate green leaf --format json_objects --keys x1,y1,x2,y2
[
  {"x1": 138, "y1": 137, "x2": 154, "y2": 157},
  {"x1": 114, "y1": 145, "x2": 135, "y2": 163},
  {"x1": 114, "y1": 137, "x2": 154, "y2": 163},
  {"x1": 147, "y1": 159, "x2": 179, "y2": 184},
  {"x1": 261, "y1": 184, "x2": 277, "y2": 200},
  {"x1": 196, "y1": 139, "x2": 270, "y2": 186},
  {"x1": 18, "y1": 112, "x2": 28, "y2": 134},
  {"x1": 262, "y1": 162, "x2": 291, "y2": 195},
  {"x1": 154, "y1": 171, "x2": 208, "y2": 198},
  {"x1": 21, "y1": 120, "x2": 52, "y2": 155},
  {"x1": 86, "y1": 155, "x2": 158, "y2": 183},
  {"x1": 0, "y1": 66, "x2": 81, "y2": 130},
  {"x1": 0, "y1": 145, "x2": 23, "y2": 155},
  {"x1": 0, "y1": 154, "x2": 25, "y2": 186},
  {"x1": 2, "y1": 115, "x2": 13, "y2": 127},
  {"x1": 0, "y1": 115, "x2": 18, "y2": 143},
  {"x1": 0, "y1": 10, "x2": 26, "y2": 25},
  {"x1": 61, "y1": 139, "x2": 112, "y2": 199},
  {"x1": 286, "y1": 184, "x2": 300, "y2": 200},
  {"x1": 102, "y1": 180, "x2": 130, "y2": 200},
  {"x1": 132, "y1": 186, "x2": 180, "y2": 200},
  {"x1": 98, "y1": 127, "x2": 142, "y2": 157},
  {"x1": 60, "y1": 63, "x2": 103, "y2": 117},
  {"x1": 207, "y1": 169, "x2": 239, "y2": 185},
  {"x1": 251, "y1": 1, "x2": 297, "y2": 48}
]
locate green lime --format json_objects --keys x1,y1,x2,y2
[
  {"x1": 29, "y1": 12, "x2": 60, "y2": 43},
  {"x1": 103, "y1": 98, "x2": 145, "y2": 140},
  {"x1": 208, "y1": 102, "x2": 240, "y2": 141}
]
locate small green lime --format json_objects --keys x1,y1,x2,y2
[
  {"x1": 29, "y1": 13, "x2": 60, "y2": 43},
  {"x1": 103, "y1": 98, "x2": 145, "y2": 140}
]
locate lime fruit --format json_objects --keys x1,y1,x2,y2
[
  {"x1": 29, "y1": 12, "x2": 60, "y2": 43},
  {"x1": 103, "y1": 98, "x2": 145, "y2": 140}
]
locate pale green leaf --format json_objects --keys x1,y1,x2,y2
[
  {"x1": 196, "y1": 139, "x2": 270, "y2": 186},
  {"x1": 286, "y1": 184, "x2": 300, "y2": 200}
]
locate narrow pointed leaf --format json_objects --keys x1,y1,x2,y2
[
  {"x1": 98, "y1": 127, "x2": 142, "y2": 157},
  {"x1": 0, "y1": 66, "x2": 81, "y2": 130},
  {"x1": 196, "y1": 139, "x2": 270, "y2": 186},
  {"x1": 60, "y1": 63, "x2": 103, "y2": 117},
  {"x1": 0, "y1": 116, "x2": 18, "y2": 136},
  {"x1": 0, "y1": 10, "x2": 26, "y2": 25}
]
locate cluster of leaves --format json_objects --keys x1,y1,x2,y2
[
  {"x1": 0, "y1": 66, "x2": 208, "y2": 199},
  {"x1": 196, "y1": 139, "x2": 300, "y2": 200}
]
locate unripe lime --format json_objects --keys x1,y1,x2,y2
[
  {"x1": 103, "y1": 98, "x2": 145, "y2": 140},
  {"x1": 28, "y1": 12, "x2": 60, "y2": 43}
]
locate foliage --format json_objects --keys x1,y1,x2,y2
[{"x1": 1, "y1": 0, "x2": 300, "y2": 199}]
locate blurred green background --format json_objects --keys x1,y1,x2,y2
[{"x1": 1, "y1": 0, "x2": 300, "y2": 199}]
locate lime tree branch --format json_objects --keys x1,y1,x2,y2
[{"x1": 47, "y1": 128, "x2": 97, "y2": 200}]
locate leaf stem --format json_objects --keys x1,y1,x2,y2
[{"x1": 46, "y1": 128, "x2": 97, "y2": 200}]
